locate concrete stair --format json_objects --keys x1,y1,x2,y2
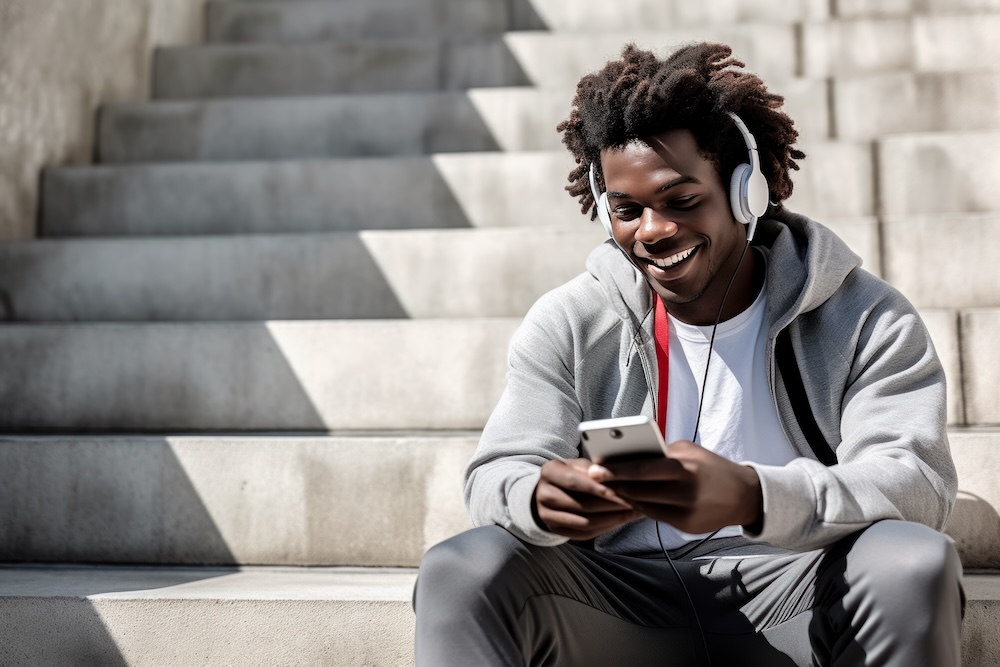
[
  {"x1": 95, "y1": 86, "x2": 830, "y2": 162},
  {"x1": 205, "y1": 0, "x2": 830, "y2": 42},
  {"x1": 0, "y1": 306, "x2": 982, "y2": 431},
  {"x1": 0, "y1": 429, "x2": 995, "y2": 569},
  {"x1": 152, "y1": 28, "x2": 798, "y2": 98},
  {"x1": 0, "y1": 568, "x2": 995, "y2": 667},
  {"x1": 4, "y1": 0, "x2": 1000, "y2": 664},
  {"x1": 0, "y1": 566, "x2": 418, "y2": 666}
]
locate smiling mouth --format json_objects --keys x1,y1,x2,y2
[{"x1": 645, "y1": 246, "x2": 699, "y2": 270}]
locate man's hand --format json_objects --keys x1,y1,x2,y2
[
  {"x1": 533, "y1": 458, "x2": 641, "y2": 540},
  {"x1": 587, "y1": 440, "x2": 763, "y2": 534}
]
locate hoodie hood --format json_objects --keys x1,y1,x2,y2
[{"x1": 584, "y1": 211, "x2": 863, "y2": 333}]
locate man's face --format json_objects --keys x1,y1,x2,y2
[{"x1": 600, "y1": 129, "x2": 748, "y2": 324}]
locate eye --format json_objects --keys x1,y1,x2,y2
[
  {"x1": 612, "y1": 206, "x2": 642, "y2": 222},
  {"x1": 671, "y1": 196, "x2": 699, "y2": 210}
]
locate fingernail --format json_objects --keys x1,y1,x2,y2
[{"x1": 588, "y1": 464, "x2": 611, "y2": 480}]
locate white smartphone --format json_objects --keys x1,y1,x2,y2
[{"x1": 578, "y1": 415, "x2": 667, "y2": 464}]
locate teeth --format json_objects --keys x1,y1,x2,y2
[{"x1": 651, "y1": 247, "x2": 696, "y2": 268}]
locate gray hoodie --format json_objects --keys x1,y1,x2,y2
[{"x1": 465, "y1": 211, "x2": 957, "y2": 553}]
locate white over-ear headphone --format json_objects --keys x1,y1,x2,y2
[
  {"x1": 588, "y1": 111, "x2": 769, "y2": 243},
  {"x1": 726, "y1": 112, "x2": 768, "y2": 243}
]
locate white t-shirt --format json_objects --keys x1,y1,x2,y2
[{"x1": 654, "y1": 278, "x2": 799, "y2": 549}]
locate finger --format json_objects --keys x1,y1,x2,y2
[
  {"x1": 542, "y1": 461, "x2": 630, "y2": 504},
  {"x1": 610, "y1": 481, "x2": 696, "y2": 505},
  {"x1": 589, "y1": 457, "x2": 688, "y2": 482},
  {"x1": 537, "y1": 483, "x2": 633, "y2": 514},
  {"x1": 538, "y1": 508, "x2": 641, "y2": 539}
]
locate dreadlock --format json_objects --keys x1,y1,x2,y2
[{"x1": 557, "y1": 42, "x2": 805, "y2": 220}]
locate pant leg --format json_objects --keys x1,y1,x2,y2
[
  {"x1": 717, "y1": 520, "x2": 964, "y2": 667},
  {"x1": 809, "y1": 520, "x2": 965, "y2": 667},
  {"x1": 413, "y1": 525, "x2": 704, "y2": 667},
  {"x1": 414, "y1": 521, "x2": 964, "y2": 667}
]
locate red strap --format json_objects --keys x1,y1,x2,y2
[{"x1": 654, "y1": 294, "x2": 669, "y2": 438}]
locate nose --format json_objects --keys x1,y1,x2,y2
[{"x1": 633, "y1": 208, "x2": 678, "y2": 245}]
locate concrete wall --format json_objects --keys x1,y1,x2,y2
[{"x1": 0, "y1": 0, "x2": 210, "y2": 239}]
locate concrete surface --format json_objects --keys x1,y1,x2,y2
[
  {"x1": 836, "y1": 0, "x2": 1000, "y2": 16},
  {"x1": 207, "y1": 0, "x2": 829, "y2": 43},
  {"x1": 41, "y1": 152, "x2": 586, "y2": 235},
  {"x1": 878, "y1": 131, "x2": 1000, "y2": 216},
  {"x1": 946, "y1": 430, "x2": 1000, "y2": 569},
  {"x1": 44, "y1": 145, "x2": 863, "y2": 238},
  {"x1": 97, "y1": 82, "x2": 828, "y2": 162},
  {"x1": 0, "y1": 308, "x2": 967, "y2": 430},
  {"x1": 0, "y1": 566, "x2": 994, "y2": 666},
  {"x1": 97, "y1": 90, "x2": 571, "y2": 161},
  {"x1": 153, "y1": 28, "x2": 797, "y2": 99},
  {"x1": 0, "y1": 219, "x2": 883, "y2": 318},
  {"x1": 960, "y1": 310, "x2": 1000, "y2": 426},
  {"x1": 207, "y1": 0, "x2": 513, "y2": 41},
  {"x1": 0, "y1": 320, "x2": 518, "y2": 432},
  {"x1": 804, "y1": 15, "x2": 1000, "y2": 76},
  {"x1": 0, "y1": 566, "x2": 418, "y2": 666},
  {"x1": 834, "y1": 72, "x2": 1000, "y2": 141},
  {"x1": 0, "y1": 0, "x2": 208, "y2": 239},
  {"x1": 881, "y1": 213, "x2": 1000, "y2": 309},
  {"x1": 920, "y1": 309, "x2": 964, "y2": 428},
  {"x1": 0, "y1": 228, "x2": 607, "y2": 320},
  {"x1": 0, "y1": 429, "x2": 993, "y2": 568},
  {"x1": 0, "y1": 434, "x2": 476, "y2": 566}
]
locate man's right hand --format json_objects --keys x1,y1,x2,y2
[{"x1": 533, "y1": 458, "x2": 641, "y2": 540}]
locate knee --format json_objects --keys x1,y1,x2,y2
[
  {"x1": 852, "y1": 521, "x2": 961, "y2": 590},
  {"x1": 842, "y1": 520, "x2": 963, "y2": 621},
  {"x1": 416, "y1": 526, "x2": 528, "y2": 605}
]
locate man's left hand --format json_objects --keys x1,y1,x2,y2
[{"x1": 588, "y1": 439, "x2": 763, "y2": 534}]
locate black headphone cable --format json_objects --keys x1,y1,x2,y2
[{"x1": 655, "y1": 236, "x2": 754, "y2": 667}]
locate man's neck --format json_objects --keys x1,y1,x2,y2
[{"x1": 664, "y1": 245, "x2": 763, "y2": 326}]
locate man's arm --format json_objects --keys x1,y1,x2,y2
[
  {"x1": 464, "y1": 290, "x2": 596, "y2": 546},
  {"x1": 749, "y1": 292, "x2": 957, "y2": 551}
]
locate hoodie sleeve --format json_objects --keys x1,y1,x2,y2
[
  {"x1": 750, "y1": 291, "x2": 957, "y2": 552},
  {"x1": 463, "y1": 292, "x2": 585, "y2": 547}
]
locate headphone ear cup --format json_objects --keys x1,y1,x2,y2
[
  {"x1": 729, "y1": 163, "x2": 752, "y2": 224},
  {"x1": 596, "y1": 192, "x2": 614, "y2": 238}
]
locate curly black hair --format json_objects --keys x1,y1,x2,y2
[{"x1": 557, "y1": 42, "x2": 805, "y2": 219}]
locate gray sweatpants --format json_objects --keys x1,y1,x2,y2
[{"x1": 413, "y1": 520, "x2": 964, "y2": 666}]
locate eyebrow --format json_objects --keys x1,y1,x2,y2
[{"x1": 607, "y1": 175, "x2": 697, "y2": 200}]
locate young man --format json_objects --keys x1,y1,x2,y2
[{"x1": 414, "y1": 42, "x2": 964, "y2": 666}]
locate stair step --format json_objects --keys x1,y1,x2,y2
[
  {"x1": 0, "y1": 429, "x2": 993, "y2": 567},
  {"x1": 96, "y1": 84, "x2": 828, "y2": 163},
  {"x1": 207, "y1": 0, "x2": 513, "y2": 42},
  {"x1": 0, "y1": 565, "x2": 418, "y2": 666},
  {"x1": 0, "y1": 228, "x2": 607, "y2": 320},
  {"x1": 0, "y1": 320, "x2": 517, "y2": 432},
  {"x1": 834, "y1": 71, "x2": 1000, "y2": 141},
  {"x1": 0, "y1": 220, "x2": 881, "y2": 322},
  {"x1": 878, "y1": 131, "x2": 1000, "y2": 215},
  {"x1": 0, "y1": 567, "x2": 995, "y2": 665},
  {"x1": 205, "y1": 0, "x2": 828, "y2": 43},
  {"x1": 42, "y1": 153, "x2": 586, "y2": 235},
  {"x1": 882, "y1": 213, "x2": 1000, "y2": 310},
  {"x1": 152, "y1": 28, "x2": 797, "y2": 99},
  {"x1": 0, "y1": 433, "x2": 475, "y2": 566},
  {"x1": 837, "y1": 0, "x2": 1000, "y2": 17},
  {"x1": 50, "y1": 146, "x2": 861, "y2": 237},
  {"x1": 0, "y1": 309, "x2": 969, "y2": 431},
  {"x1": 803, "y1": 15, "x2": 1000, "y2": 76},
  {"x1": 961, "y1": 310, "x2": 1000, "y2": 427}
]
